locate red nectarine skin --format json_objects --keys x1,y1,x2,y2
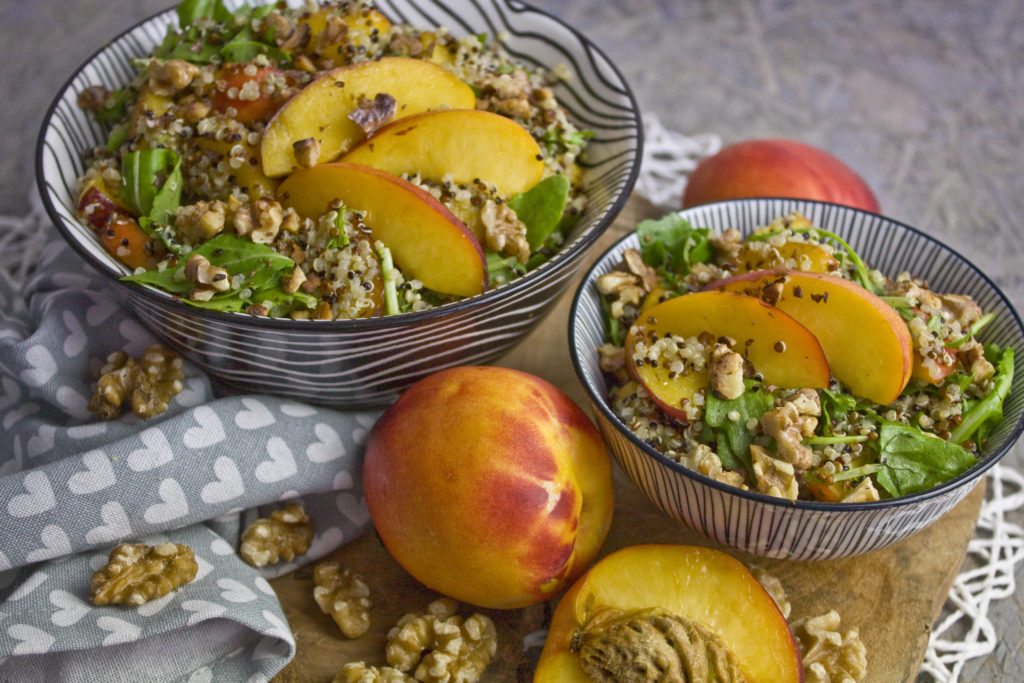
[
  {"x1": 682, "y1": 138, "x2": 880, "y2": 213},
  {"x1": 363, "y1": 366, "x2": 614, "y2": 609}
]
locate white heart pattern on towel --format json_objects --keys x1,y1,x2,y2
[
  {"x1": 235, "y1": 397, "x2": 276, "y2": 430},
  {"x1": 61, "y1": 310, "x2": 87, "y2": 358},
  {"x1": 144, "y1": 478, "x2": 190, "y2": 524},
  {"x1": 136, "y1": 591, "x2": 176, "y2": 617},
  {"x1": 96, "y1": 615, "x2": 142, "y2": 645},
  {"x1": 7, "y1": 623, "x2": 56, "y2": 655},
  {"x1": 50, "y1": 589, "x2": 90, "y2": 627},
  {"x1": 335, "y1": 492, "x2": 371, "y2": 527},
  {"x1": 85, "y1": 290, "x2": 119, "y2": 326},
  {"x1": 127, "y1": 427, "x2": 175, "y2": 471},
  {"x1": 9, "y1": 571, "x2": 48, "y2": 601},
  {"x1": 25, "y1": 525, "x2": 73, "y2": 563},
  {"x1": 7, "y1": 470, "x2": 56, "y2": 517},
  {"x1": 20, "y1": 344, "x2": 57, "y2": 387},
  {"x1": 27, "y1": 423, "x2": 56, "y2": 458},
  {"x1": 184, "y1": 406, "x2": 226, "y2": 449},
  {"x1": 84, "y1": 501, "x2": 133, "y2": 545},
  {"x1": 332, "y1": 470, "x2": 354, "y2": 491},
  {"x1": 201, "y1": 456, "x2": 246, "y2": 504},
  {"x1": 181, "y1": 599, "x2": 227, "y2": 627},
  {"x1": 55, "y1": 385, "x2": 91, "y2": 420},
  {"x1": 68, "y1": 449, "x2": 116, "y2": 495},
  {"x1": 306, "y1": 423, "x2": 344, "y2": 463},
  {"x1": 217, "y1": 578, "x2": 257, "y2": 603},
  {"x1": 255, "y1": 437, "x2": 297, "y2": 483}
]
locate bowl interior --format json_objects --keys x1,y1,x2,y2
[
  {"x1": 37, "y1": 0, "x2": 641, "y2": 322},
  {"x1": 571, "y1": 198, "x2": 1024, "y2": 508}
]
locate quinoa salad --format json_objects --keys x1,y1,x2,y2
[
  {"x1": 74, "y1": 0, "x2": 591, "y2": 319},
  {"x1": 596, "y1": 212, "x2": 1015, "y2": 503}
]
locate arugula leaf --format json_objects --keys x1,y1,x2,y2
[
  {"x1": 486, "y1": 252, "x2": 526, "y2": 286},
  {"x1": 123, "y1": 234, "x2": 294, "y2": 295},
  {"x1": 636, "y1": 214, "x2": 712, "y2": 282},
  {"x1": 105, "y1": 122, "x2": 130, "y2": 152},
  {"x1": 703, "y1": 381, "x2": 774, "y2": 474},
  {"x1": 176, "y1": 0, "x2": 235, "y2": 28},
  {"x1": 874, "y1": 421, "x2": 976, "y2": 497},
  {"x1": 120, "y1": 149, "x2": 183, "y2": 225},
  {"x1": 93, "y1": 87, "x2": 135, "y2": 126},
  {"x1": 950, "y1": 346, "x2": 1014, "y2": 445},
  {"x1": 508, "y1": 175, "x2": 570, "y2": 251},
  {"x1": 186, "y1": 286, "x2": 317, "y2": 315}
]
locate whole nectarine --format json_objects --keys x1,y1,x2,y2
[
  {"x1": 363, "y1": 366, "x2": 615, "y2": 609},
  {"x1": 682, "y1": 139, "x2": 880, "y2": 212}
]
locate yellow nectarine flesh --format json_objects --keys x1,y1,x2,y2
[
  {"x1": 260, "y1": 57, "x2": 476, "y2": 177},
  {"x1": 363, "y1": 366, "x2": 615, "y2": 610},
  {"x1": 712, "y1": 270, "x2": 913, "y2": 404},
  {"x1": 340, "y1": 109, "x2": 545, "y2": 196},
  {"x1": 278, "y1": 163, "x2": 486, "y2": 298},
  {"x1": 534, "y1": 544, "x2": 803, "y2": 682},
  {"x1": 625, "y1": 291, "x2": 830, "y2": 418},
  {"x1": 682, "y1": 138, "x2": 880, "y2": 213}
]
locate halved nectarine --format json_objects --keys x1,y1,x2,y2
[
  {"x1": 260, "y1": 57, "x2": 476, "y2": 177},
  {"x1": 625, "y1": 291, "x2": 830, "y2": 419},
  {"x1": 534, "y1": 544, "x2": 802, "y2": 682},
  {"x1": 340, "y1": 109, "x2": 545, "y2": 196},
  {"x1": 278, "y1": 162, "x2": 486, "y2": 298},
  {"x1": 709, "y1": 270, "x2": 913, "y2": 405}
]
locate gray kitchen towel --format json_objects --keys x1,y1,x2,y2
[{"x1": 0, "y1": 224, "x2": 379, "y2": 682}]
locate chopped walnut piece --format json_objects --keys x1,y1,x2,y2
[
  {"x1": 175, "y1": 199, "x2": 228, "y2": 243},
  {"x1": 710, "y1": 342, "x2": 746, "y2": 400},
  {"x1": 571, "y1": 606, "x2": 746, "y2": 682},
  {"x1": 595, "y1": 270, "x2": 645, "y2": 319},
  {"x1": 282, "y1": 265, "x2": 308, "y2": 294},
  {"x1": 264, "y1": 11, "x2": 311, "y2": 51},
  {"x1": 349, "y1": 93, "x2": 398, "y2": 136},
  {"x1": 77, "y1": 85, "x2": 112, "y2": 112},
  {"x1": 759, "y1": 389, "x2": 821, "y2": 471},
  {"x1": 679, "y1": 444, "x2": 746, "y2": 489},
  {"x1": 386, "y1": 599, "x2": 497, "y2": 683},
  {"x1": 314, "y1": 563, "x2": 372, "y2": 639},
  {"x1": 334, "y1": 663, "x2": 414, "y2": 683},
  {"x1": 622, "y1": 248, "x2": 658, "y2": 293},
  {"x1": 293, "y1": 137, "x2": 321, "y2": 168},
  {"x1": 750, "y1": 445, "x2": 799, "y2": 500},
  {"x1": 792, "y1": 610, "x2": 868, "y2": 683},
  {"x1": 88, "y1": 344, "x2": 184, "y2": 420},
  {"x1": 251, "y1": 198, "x2": 285, "y2": 244},
  {"x1": 239, "y1": 503, "x2": 314, "y2": 567},
  {"x1": 146, "y1": 58, "x2": 200, "y2": 96},
  {"x1": 185, "y1": 254, "x2": 230, "y2": 292},
  {"x1": 90, "y1": 542, "x2": 198, "y2": 606},
  {"x1": 597, "y1": 343, "x2": 626, "y2": 374},
  {"x1": 751, "y1": 567, "x2": 791, "y2": 619},
  {"x1": 480, "y1": 199, "x2": 530, "y2": 264}
]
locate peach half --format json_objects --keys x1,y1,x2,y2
[
  {"x1": 534, "y1": 544, "x2": 803, "y2": 682},
  {"x1": 278, "y1": 163, "x2": 486, "y2": 298},
  {"x1": 260, "y1": 57, "x2": 476, "y2": 177},
  {"x1": 710, "y1": 270, "x2": 913, "y2": 405},
  {"x1": 340, "y1": 109, "x2": 545, "y2": 196},
  {"x1": 682, "y1": 139, "x2": 880, "y2": 213},
  {"x1": 625, "y1": 291, "x2": 831, "y2": 419},
  {"x1": 363, "y1": 366, "x2": 615, "y2": 610}
]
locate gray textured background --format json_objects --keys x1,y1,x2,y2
[{"x1": 1, "y1": 0, "x2": 1021, "y2": 679}]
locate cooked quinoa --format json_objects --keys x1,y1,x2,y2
[
  {"x1": 597, "y1": 211, "x2": 1015, "y2": 503},
  {"x1": 75, "y1": 0, "x2": 590, "y2": 319}
]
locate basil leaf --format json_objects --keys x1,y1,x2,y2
[
  {"x1": 120, "y1": 149, "x2": 182, "y2": 224},
  {"x1": 509, "y1": 174, "x2": 570, "y2": 251},
  {"x1": 874, "y1": 421, "x2": 976, "y2": 497},
  {"x1": 636, "y1": 214, "x2": 712, "y2": 279},
  {"x1": 703, "y1": 381, "x2": 774, "y2": 474}
]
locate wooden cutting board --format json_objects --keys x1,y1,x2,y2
[{"x1": 271, "y1": 195, "x2": 984, "y2": 682}]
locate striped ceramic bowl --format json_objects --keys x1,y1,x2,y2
[
  {"x1": 570, "y1": 198, "x2": 1024, "y2": 560},
  {"x1": 37, "y1": 0, "x2": 641, "y2": 408}
]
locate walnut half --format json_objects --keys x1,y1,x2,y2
[
  {"x1": 333, "y1": 662, "x2": 413, "y2": 683},
  {"x1": 314, "y1": 563, "x2": 372, "y2": 638},
  {"x1": 239, "y1": 503, "x2": 314, "y2": 567},
  {"x1": 88, "y1": 344, "x2": 184, "y2": 420},
  {"x1": 90, "y1": 542, "x2": 198, "y2": 606},
  {"x1": 386, "y1": 599, "x2": 497, "y2": 683}
]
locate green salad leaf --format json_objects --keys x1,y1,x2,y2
[
  {"x1": 950, "y1": 345, "x2": 1014, "y2": 445},
  {"x1": 176, "y1": 0, "x2": 234, "y2": 28},
  {"x1": 703, "y1": 381, "x2": 774, "y2": 475},
  {"x1": 508, "y1": 174, "x2": 570, "y2": 251},
  {"x1": 486, "y1": 252, "x2": 526, "y2": 286},
  {"x1": 874, "y1": 421, "x2": 977, "y2": 497},
  {"x1": 120, "y1": 149, "x2": 183, "y2": 226},
  {"x1": 636, "y1": 214, "x2": 712, "y2": 284}
]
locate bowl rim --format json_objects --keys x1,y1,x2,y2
[
  {"x1": 569, "y1": 196, "x2": 1024, "y2": 512},
  {"x1": 35, "y1": 0, "x2": 643, "y2": 331}
]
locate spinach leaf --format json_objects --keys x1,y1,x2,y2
[
  {"x1": 950, "y1": 346, "x2": 1014, "y2": 445},
  {"x1": 636, "y1": 214, "x2": 712, "y2": 282},
  {"x1": 874, "y1": 421, "x2": 976, "y2": 497},
  {"x1": 703, "y1": 381, "x2": 774, "y2": 474},
  {"x1": 508, "y1": 175, "x2": 570, "y2": 251}
]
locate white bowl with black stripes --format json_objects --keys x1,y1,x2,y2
[
  {"x1": 570, "y1": 198, "x2": 1024, "y2": 560},
  {"x1": 36, "y1": 0, "x2": 641, "y2": 408}
]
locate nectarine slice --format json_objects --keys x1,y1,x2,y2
[
  {"x1": 730, "y1": 240, "x2": 839, "y2": 274},
  {"x1": 534, "y1": 544, "x2": 802, "y2": 682},
  {"x1": 278, "y1": 163, "x2": 486, "y2": 298},
  {"x1": 625, "y1": 291, "x2": 831, "y2": 419},
  {"x1": 340, "y1": 109, "x2": 545, "y2": 196},
  {"x1": 710, "y1": 270, "x2": 913, "y2": 405},
  {"x1": 260, "y1": 57, "x2": 476, "y2": 177}
]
